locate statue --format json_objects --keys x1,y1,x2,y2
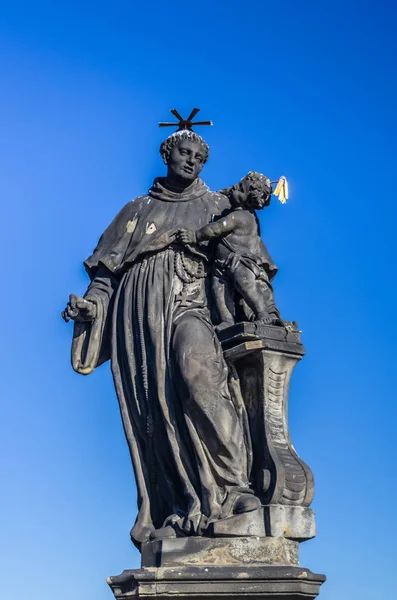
[
  {"x1": 177, "y1": 171, "x2": 282, "y2": 328},
  {"x1": 63, "y1": 109, "x2": 325, "y2": 599}
]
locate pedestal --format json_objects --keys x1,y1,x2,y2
[
  {"x1": 141, "y1": 536, "x2": 300, "y2": 568},
  {"x1": 108, "y1": 565, "x2": 325, "y2": 599}
]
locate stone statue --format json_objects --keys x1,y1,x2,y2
[
  {"x1": 63, "y1": 109, "x2": 325, "y2": 599},
  {"x1": 177, "y1": 171, "x2": 282, "y2": 328}
]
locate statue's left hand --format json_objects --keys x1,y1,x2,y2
[{"x1": 176, "y1": 229, "x2": 197, "y2": 245}]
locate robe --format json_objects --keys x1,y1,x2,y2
[{"x1": 71, "y1": 178, "x2": 252, "y2": 547}]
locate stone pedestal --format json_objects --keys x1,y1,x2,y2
[
  {"x1": 108, "y1": 530, "x2": 325, "y2": 599},
  {"x1": 141, "y1": 536, "x2": 300, "y2": 568},
  {"x1": 107, "y1": 324, "x2": 326, "y2": 599},
  {"x1": 107, "y1": 565, "x2": 325, "y2": 599}
]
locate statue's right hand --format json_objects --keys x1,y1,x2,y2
[
  {"x1": 176, "y1": 229, "x2": 197, "y2": 245},
  {"x1": 62, "y1": 294, "x2": 97, "y2": 323}
]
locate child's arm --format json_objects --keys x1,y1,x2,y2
[
  {"x1": 177, "y1": 213, "x2": 238, "y2": 245},
  {"x1": 197, "y1": 214, "x2": 238, "y2": 241}
]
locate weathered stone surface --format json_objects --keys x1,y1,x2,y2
[
  {"x1": 107, "y1": 565, "x2": 326, "y2": 599},
  {"x1": 208, "y1": 506, "x2": 266, "y2": 537},
  {"x1": 142, "y1": 536, "x2": 299, "y2": 568},
  {"x1": 264, "y1": 505, "x2": 316, "y2": 541}
]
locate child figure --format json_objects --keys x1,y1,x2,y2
[{"x1": 177, "y1": 171, "x2": 282, "y2": 328}]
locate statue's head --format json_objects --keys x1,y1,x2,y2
[
  {"x1": 229, "y1": 171, "x2": 272, "y2": 210},
  {"x1": 160, "y1": 130, "x2": 209, "y2": 185}
]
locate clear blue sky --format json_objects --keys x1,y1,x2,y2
[{"x1": 1, "y1": 1, "x2": 396, "y2": 599}]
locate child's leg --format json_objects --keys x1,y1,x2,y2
[
  {"x1": 231, "y1": 264, "x2": 280, "y2": 323},
  {"x1": 212, "y1": 272, "x2": 235, "y2": 328}
]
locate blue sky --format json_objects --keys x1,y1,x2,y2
[{"x1": 1, "y1": 1, "x2": 396, "y2": 599}]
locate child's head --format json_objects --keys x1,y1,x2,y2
[{"x1": 230, "y1": 171, "x2": 272, "y2": 210}]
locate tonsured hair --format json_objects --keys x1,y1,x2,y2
[{"x1": 159, "y1": 129, "x2": 210, "y2": 165}]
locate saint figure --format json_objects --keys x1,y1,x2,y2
[{"x1": 62, "y1": 125, "x2": 261, "y2": 547}]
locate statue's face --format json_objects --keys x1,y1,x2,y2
[
  {"x1": 246, "y1": 190, "x2": 267, "y2": 209},
  {"x1": 167, "y1": 140, "x2": 205, "y2": 184}
]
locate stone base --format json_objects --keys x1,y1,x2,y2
[
  {"x1": 142, "y1": 536, "x2": 299, "y2": 568},
  {"x1": 109, "y1": 537, "x2": 325, "y2": 599},
  {"x1": 107, "y1": 565, "x2": 326, "y2": 599},
  {"x1": 264, "y1": 506, "x2": 316, "y2": 541}
]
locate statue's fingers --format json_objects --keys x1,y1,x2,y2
[
  {"x1": 69, "y1": 293, "x2": 79, "y2": 309},
  {"x1": 61, "y1": 310, "x2": 70, "y2": 322},
  {"x1": 66, "y1": 304, "x2": 79, "y2": 318},
  {"x1": 64, "y1": 309, "x2": 75, "y2": 321}
]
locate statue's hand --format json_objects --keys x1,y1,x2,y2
[
  {"x1": 176, "y1": 229, "x2": 197, "y2": 245},
  {"x1": 62, "y1": 294, "x2": 97, "y2": 323}
]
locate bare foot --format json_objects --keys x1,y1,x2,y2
[{"x1": 256, "y1": 312, "x2": 283, "y2": 326}]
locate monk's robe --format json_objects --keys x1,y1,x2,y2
[{"x1": 71, "y1": 177, "x2": 253, "y2": 547}]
